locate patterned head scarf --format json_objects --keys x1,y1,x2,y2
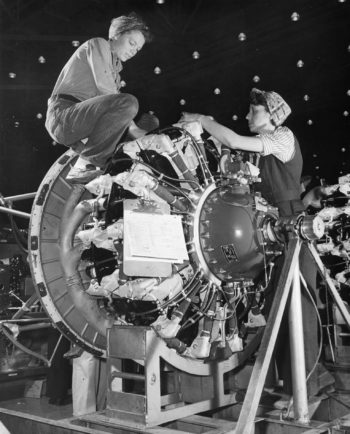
[{"x1": 250, "y1": 88, "x2": 291, "y2": 126}]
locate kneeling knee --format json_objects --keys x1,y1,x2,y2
[{"x1": 119, "y1": 93, "x2": 139, "y2": 118}]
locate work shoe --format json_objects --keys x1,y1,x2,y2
[
  {"x1": 63, "y1": 344, "x2": 84, "y2": 359},
  {"x1": 66, "y1": 156, "x2": 103, "y2": 184},
  {"x1": 66, "y1": 166, "x2": 103, "y2": 184}
]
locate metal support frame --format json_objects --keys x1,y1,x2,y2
[
  {"x1": 289, "y1": 256, "x2": 309, "y2": 423},
  {"x1": 104, "y1": 325, "x2": 239, "y2": 429},
  {"x1": 0, "y1": 190, "x2": 56, "y2": 366},
  {"x1": 231, "y1": 238, "x2": 350, "y2": 434},
  {"x1": 0, "y1": 192, "x2": 36, "y2": 219},
  {"x1": 233, "y1": 238, "x2": 303, "y2": 434}
]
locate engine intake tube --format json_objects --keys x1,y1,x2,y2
[
  {"x1": 167, "y1": 149, "x2": 199, "y2": 187},
  {"x1": 150, "y1": 180, "x2": 188, "y2": 212}
]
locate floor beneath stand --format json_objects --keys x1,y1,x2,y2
[
  {"x1": 0, "y1": 395, "x2": 235, "y2": 434},
  {"x1": 1, "y1": 388, "x2": 350, "y2": 433},
  {"x1": 0, "y1": 396, "x2": 73, "y2": 421}
]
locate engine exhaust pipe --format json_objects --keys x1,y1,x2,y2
[{"x1": 60, "y1": 185, "x2": 114, "y2": 337}]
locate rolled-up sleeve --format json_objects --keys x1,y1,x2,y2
[
  {"x1": 259, "y1": 127, "x2": 295, "y2": 163},
  {"x1": 86, "y1": 38, "x2": 118, "y2": 95}
]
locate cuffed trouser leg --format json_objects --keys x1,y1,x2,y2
[{"x1": 72, "y1": 351, "x2": 98, "y2": 416}]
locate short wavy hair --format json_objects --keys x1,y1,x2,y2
[
  {"x1": 109, "y1": 12, "x2": 152, "y2": 42},
  {"x1": 249, "y1": 88, "x2": 269, "y2": 111}
]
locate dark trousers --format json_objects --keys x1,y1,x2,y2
[
  {"x1": 45, "y1": 93, "x2": 139, "y2": 168},
  {"x1": 46, "y1": 328, "x2": 71, "y2": 402}
]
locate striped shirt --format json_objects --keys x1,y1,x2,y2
[{"x1": 258, "y1": 126, "x2": 295, "y2": 163}]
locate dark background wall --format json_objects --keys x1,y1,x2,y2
[{"x1": 0, "y1": 0, "x2": 349, "y2": 208}]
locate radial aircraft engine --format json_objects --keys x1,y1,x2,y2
[{"x1": 29, "y1": 121, "x2": 321, "y2": 364}]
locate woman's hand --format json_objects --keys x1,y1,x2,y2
[{"x1": 180, "y1": 112, "x2": 205, "y2": 123}]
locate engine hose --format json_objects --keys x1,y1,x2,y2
[
  {"x1": 181, "y1": 285, "x2": 216, "y2": 330},
  {"x1": 227, "y1": 310, "x2": 238, "y2": 335},
  {"x1": 180, "y1": 312, "x2": 203, "y2": 330},
  {"x1": 237, "y1": 292, "x2": 255, "y2": 322},
  {"x1": 153, "y1": 126, "x2": 214, "y2": 185},
  {"x1": 203, "y1": 138, "x2": 220, "y2": 163},
  {"x1": 203, "y1": 289, "x2": 218, "y2": 329},
  {"x1": 171, "y1": 280, "x2": 202, "y2": 321},
  {"x1": 176, "y1": 127, "x2": 214, "y2": 183}
]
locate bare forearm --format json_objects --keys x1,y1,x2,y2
[
  {"x1": 200, "y1": 116, "x2": 239, "y2": 147},
  {"x1": 200, "y1": 116, "x2": 263, "y2": 153}
]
